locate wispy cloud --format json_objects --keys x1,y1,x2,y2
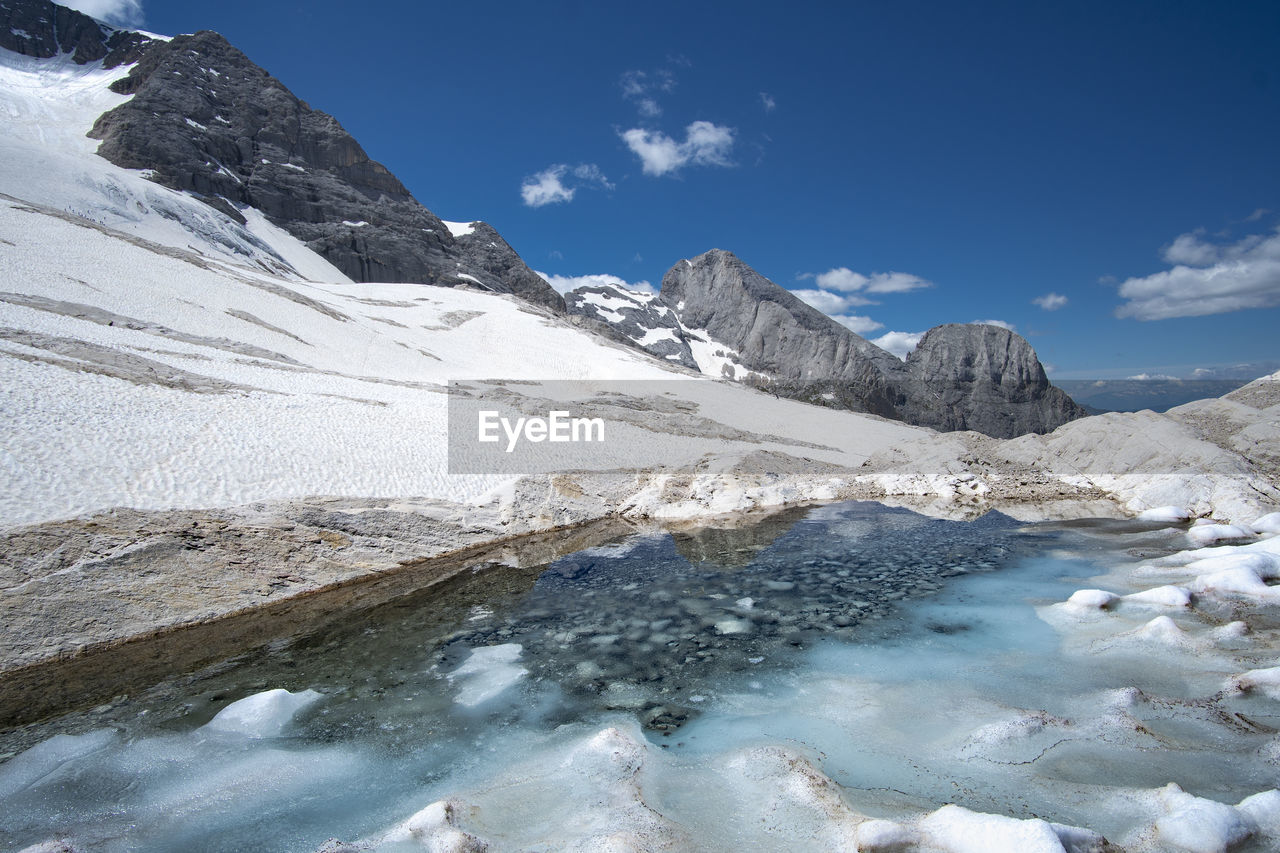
[
  {"x1": 832, "y1": 315, "x2": 883, "y2": 335},
  {"x1": 760, "y1": 92, "x2": 776, "y2": 113},
  {"x1": 520, "y1": 163, "x2": 613, "y2": 208},
  {"x1": 872, "y1": 331, "x2": 924, "y2": 360},
  {"x1": 535, "y1": 271, "x2": 654, "y2": 296},
  {"x1": 791, "y1": 289, "x2": 874, "y2": 314},
  {"x1": 1116, "y1": 225, "x2": 1280, "y2": 320},
  {"x1": 790, "y1": 266, "x2": 933, "y2": 342},
  {"x1": 620, "y1": 121, "x2": 736, "y2": 177},
  {"x1": 620, "y1": 68, "x2": 677, "y2": 118},
  {"x1": 62, "y1": 0, "x2": 143, "y2": 25},
  {"x1": 1032, "y1": 292, "x2": 1068, "y2": 311},
  {"x1": 803, "y1": 267, "x2": 934, "y2": 294}
]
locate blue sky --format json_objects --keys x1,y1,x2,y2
[{"x1": 79, "y1": 0, "x2": 1279, "y2": 379}]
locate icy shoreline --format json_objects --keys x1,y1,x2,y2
[{"x1": 7, "y1": 503, "x2": 1280, "y2": 853}]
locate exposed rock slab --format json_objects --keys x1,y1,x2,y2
[{"x1": 79, "y1": 26, "x2": 561, "y2": 310}]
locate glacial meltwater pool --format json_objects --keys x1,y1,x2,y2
[{"x1": 1, "y1": 501, "x2": 1277, "y2": 852}]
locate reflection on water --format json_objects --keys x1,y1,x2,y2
[{"x1": 0, "y1": 502, "x2": 1114, "y2": 851}]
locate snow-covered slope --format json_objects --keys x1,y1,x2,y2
[
  {"x1": 0, "y1": 49, "x2": 349, "y2": 281},
  {"x1": 0, "y1": 192, "x2": 927, "y2": 526}
]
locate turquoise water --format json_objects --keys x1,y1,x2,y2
[{"x1": 0, "y1": 502, "x2": 1273, "y2": 851}]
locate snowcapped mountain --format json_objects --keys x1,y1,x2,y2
[
  {"x1": 0, "y1": 0, "x2": 562, "y2": 311},
  {"x1": 0, "y1": 0, "x2": 930, "y2": 528},
  {"x1": 566, "y1": 249, "x2": 1086, "y2": 438}
]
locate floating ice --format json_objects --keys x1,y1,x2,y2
[
  {"x1": 378, "y1": 799, "x2": 490, "y2": 850},
  {"x1": 919, "y1": 804, "x2": 1106, "y2": 853},
  {"x1": 1139, "y1": 505, "x2": 1193, "y2": 523},
  {"x1": 1252, "y1": 512, "x2": 1280, "y2": 534},
  {"x1": 1187, "y1": 524, "x2": 1253, "y2": 547},
  {"x1": 1065, "y1": 588, "x2": 1119, "y2": 610},
  {"x1": 1123, "y1": 585, "x2": 1192, "y2": 607},
  {"x1": 1152, "y1": 783, "x2": 1266, "y2": 853},
  {"x1": 203, "y1": 688, "x2": 323, "y2": 738},
  {"x1": 446, "y1": 644, "x2": 527, "y2": 707},
  {"x1": 1227, "y1": 665, "x2": 1280, "y2": 699}
]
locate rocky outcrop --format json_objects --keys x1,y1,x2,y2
[
  {"x1": 659, "y1": 250, "x2": 906, "y2": 417},
  {"x1": 574, "y1": 249, "x2": 1085, "y2": 437},
  {"x1": 564, "y1": 284, "x2": 698, "y2": 370},
  {"x1": 79, "y1": 25, "x2": 561, "y2": 310},
  {"x1": 0, "y1": 0, "x2": 152, "y2": 67},
  {"x1": 904, "y1": 324, "x2": 1087, "y2": 436}
]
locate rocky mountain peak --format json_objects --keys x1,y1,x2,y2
[
  {"x1": 905, "y1": 323, "x2": 1085, "y2": 435},
  {"x1": 571, "y1": 248, "x2": 1085, "y2": 437},
  {"x1": 16, "y1": 7, "x2": 567, "y2": 311}
]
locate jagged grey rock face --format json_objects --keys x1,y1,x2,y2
[
  {"x1": 0, "y1": 0, "x2": 152, "y2": 67},
  {"x1": 904, "y1": 323, "x2": 1087, "y2": 436},
  {"x1": 564, "y1": 284, "x2": 698, "y2": 370},
  {"x1": 79, "y1": 26, "x2": 561, "y2": 311},
  {"x1": 641, "y1": 249, "x2": 1083, "y2": 437},
  {"x1": 659, "y1": 250, "x2": 906, "y2": 417}
]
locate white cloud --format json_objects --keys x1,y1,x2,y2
[
  {"x1": 1161, "y1": 230, "x2": 1220, "y2": 266},
  {"x1": 760, "y1": 92, "x2": 776, "y2": 112},
  {"x1": 872, "y1": 331, "x2": 924, "y2": 360},
  {"x1": 62, "y1": 0, "x2": 143, "y2": 25},
  {"x1": 832, "y1": 315, "x2": 884, "y2": 335},
  {"x1": 1245, "y1": 208, "x2": 1270, "y2": 222},
  {"x1": 790, "y1": 289, "x2": 872, "y2": 314},
  {"x1": 807, "y1": 267, "x2": 933, "y2": 294},
  {"x1": 520, "y1": 163, "x2": 613, "y2": 208},
  {"x1": 1032, "y1": 292, "x2": 1068, "y2": 311},
  {"x1": 521, "y1": 167, "x2": 574, "y2": 207},
  {"x1": 1127, "y1": 373, "x2": 1178, "y2": 380},
  {"x1": 1116, "y1": 226, "x2": 1280, "y2": 320},
  {"x1": 535, "y1": 271, "x2": 654, "y2": 296},
  {"x1": 620, "y1": 121, "x2": 736, "y2": 177},
  {"x1": 973, "y1": 319, "x2": 1016, "y2": 331}
]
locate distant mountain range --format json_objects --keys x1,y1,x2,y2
[
  {"x1": 1055, "y1": 379, "x2": 1253, "y2": 414},
  {"x1": 1, "y1": 0, "x2": 1087, "y2": 439}
]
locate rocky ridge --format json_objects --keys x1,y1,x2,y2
[
  {"x1": 1, "y1": 0, "x2": 564, "y2": 311},
  {"x1": 568, "y1": 249, "x2": 1086, "y2": 438}
]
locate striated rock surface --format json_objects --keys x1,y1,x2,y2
[
  {"x1": 904, "y1": 323, "x2": 1087, "y2": 436},
  {"x1": 71, "y1": 23, "x2": 560, "y2": 310}
]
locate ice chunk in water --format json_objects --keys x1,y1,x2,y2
[
  {"x1": 1139, "y1": 505, "x2": 1193, "y2": 523},
  {"x1": 1153, "y1": 783, "x2": 1260, "y2": 853},
  {"x1": 1123, "y1": 585, "x2": 1192, "y2": 607},
  {"x1": 1251, "y1": 512, "x2": 1280, "y2": 535},
  {"x1": 919, "y1": 804, "x2": 1105, "y2": 853},
  {"x1": 203, "y1": 688, "x2": 322, "y2": 738},
  {"x1": 379, "y1": 798, "x2": 490, "y2": 850},
  {"x1": 447, "y1": 643, "x2": 527, "y2": 707},
  {"x1": 1065, "y1": 589, "x2": 1119, "y2": 610},
  {"x1": 1187, "y1": 524, "x2": 1253, "y2": 547}
]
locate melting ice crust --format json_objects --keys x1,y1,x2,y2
[{"x1": 6, "y1": 510, "x2": 1280, "y2": 852}]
